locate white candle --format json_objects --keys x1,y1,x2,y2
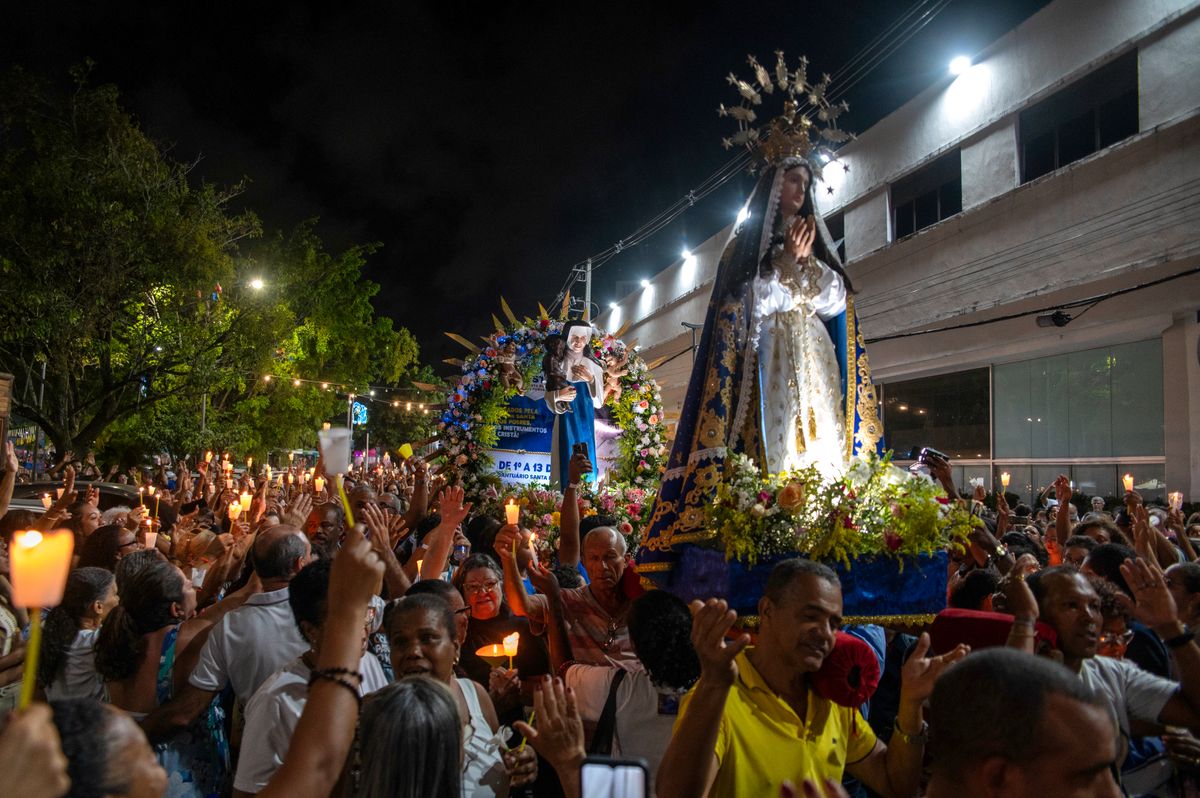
[
  {"x1": 239, "y1": 492, "x2": 252, "y2": 514},
  {"x1": 1000, "y1": 472, "x2": 1010, "y2": 489},
  {"x1": 314, "y1": 476, "x2": 325, "y2": 493},
  {"x1": 1123, "y1": 473, "x2": 1134, "y2": 493},
  {"x1": 9, "y1": 530, "x2": 75, "y2": 607},
  {"x1": 505, "y1": 499, "x2": 519, "y2": 525}
]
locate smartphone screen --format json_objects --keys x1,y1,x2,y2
[{"x1": 581, "y1": 759, "x2": 647, "y2": 798}]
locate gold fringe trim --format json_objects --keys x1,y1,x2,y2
[{"x1": 636, "y1": 562, "x2": 674, "y2": 573}]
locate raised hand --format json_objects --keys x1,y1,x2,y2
[
  {"x1": 690, "y1": 599, "x2": 750, "y2": 687},
  {"x1": 436, "y1": 485, "x2": 473, "y2": 529},
  {"x1": 1053, "y1": 474, "x2": 1072, "y2": 507},
  {"x1": 566, "y1": 452, "x2": 593, "y2": 486},
  {"x1": 785, "y1": 215, "x2": 817, "y2": 260},
  {"x1": 900, "y1": 632, "x2": 969, "y2": 704},
  {"x1": 3, "y1": 441, "x2": 17, "y2": 475},
  {"x1": 527, "y1": 561, "x2": 561, "y2": 599},
  {"x1": 494, "y1": 524, "x2": 521, "y2": 564},
  {"x1": 329, "y1": 524, "x2": 385, "y2": 611},
  {"x1": 513, "y1": 677, "x2": 584, "y2": 780},
  {"x1": 361, "y1": 502, "x2": 392, "y2": 553},
  {"x1": 1118, "y1": 558, "x2": 1178, "y2": 630},
  {"x1": 283, "y1": 493, "x2": 313, "y2": 529}
]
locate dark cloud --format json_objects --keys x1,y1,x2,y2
[{"x1": 2, "y1": 0, "x2": 1049, "y2": 367}]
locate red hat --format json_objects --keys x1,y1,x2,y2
[
  {"x1": 930, "y1": 608, "x2": 1058, "y2": 655},
  {"x1": 811, "y1": 632, "x2": 881, "y2": 709}
]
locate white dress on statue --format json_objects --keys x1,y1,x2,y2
[{"x1": 753, "y1": 250, "x2": 847, "y2": 473}]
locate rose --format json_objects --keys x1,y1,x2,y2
[
  {"x1": 618, "y1": 521, "x2": 633, "y2": 535},
  {"x1": 884, "y1": 532, "x2": 902, "y2": 551},
  {"x1": 627, "y1": 503, "x2": 642, "y2": 517},
  {"x1": 777, "y1": 481, "x2": 805, "y2": 511},
  {"x1": 455, "y1": 454, "x2": 468, "y2": 466},
  {"x1": 541, "y1": 513, "x2": 553, "y2": 526},
  {"x1": 750, "y1": 503, "x2": 766, "y2": 518},
  {"x1": 639, "y1": 400, "x2": 649, "y2": 409}
]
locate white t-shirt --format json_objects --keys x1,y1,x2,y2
[
  {"x1": 233, "y1": 652, "x2": 388, "y2": 793},
  {"x1": 45, "y1": 628, "x2": 105, "y2": 702},
  {"x1": 565, "y1": 663, "x2": 685, "y2": 793},
  {"x1": 189, "y1": 587, "x2": 308, "y2": 702},
  {"x1": 1079, "y1": 655, "x2": 1179, "y2": 742}
]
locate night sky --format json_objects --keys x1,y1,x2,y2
[{"x1": 2, "y1": 0, "x2": 1049, "y2": 369}]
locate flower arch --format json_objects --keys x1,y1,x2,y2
[{"x1": 438, "y1": 307, "x2": 667, "y2": 498}]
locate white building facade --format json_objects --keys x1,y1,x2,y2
[{"x1": 593, "y1": 0, "x2": 1200, "y2": 503}]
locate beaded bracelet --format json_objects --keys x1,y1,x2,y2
[{"x1": 308, "y1": 670, "x2": 363, "y2": 708}]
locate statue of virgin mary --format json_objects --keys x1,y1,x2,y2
[
  {"x1": 637, "y1": 127, "x2": 884, "y2": 575},
  {"x1": 543, "y1": 321, "x2": 605, "y2": 487}
]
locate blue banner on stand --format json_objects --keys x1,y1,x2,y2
[
  {"x1": 658, "y1": 544, "x2": 948, "y2": 622},
  {"x1": 488, "y1": 380, "x2": 555, "y2": 486}
]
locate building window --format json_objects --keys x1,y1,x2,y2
[
  {"x1": 891, "y1": 149, "x2": 962, "y2": 240},
  {"x1": 992, "y1": 339, "x2": 1163, "y2": 459},
  {"x1": 824, "y1": 212, "x2": 845, "y2": 263},
  {"x1": 882, "y1": 367, "x2": 990, "y2": 460},
  {"x1": 1020, "y1": 49, "x2": 1139, "y2": 183}
]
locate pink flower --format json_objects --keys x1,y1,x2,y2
[
  {"x1": 640, "y1": 448, "x2": 649, "y2": 457},
  {"x1": 455, "y1": 454, "x2": 467, "y2": 466},
  {"x1": 884, "y1": 532, "x2": 902, "y2": 552},
  {"x1": 618, "y1": 521, "x2": 633, "y2": 535},
  {"x1": 638, "y1": 460, "x2": 648, "y2": 470},
  {"x1": 627, "y1": 503, "x2": 642, "y2": 517},
  {"x1": 648, "y1": 414, "x2": 659, "y2": 424},
  {"x1": 541, "y1": 513, "x2": 554, "y2": 526},
  {"x1": 639, "y1": 400, "x2": 649, "y2": 409}
]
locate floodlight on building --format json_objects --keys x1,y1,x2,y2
[
  {"x1": 640, "y1": 278, "x2": 651, "y2": 288},
  {"x1": 1036, "y1": 310, "x2": 1073, "y2": 328},
  {"x1": 736, "y1": 205, "x2": 751, "y2": 225},
  {"x1": 609, "y1": 302, "x2": 618, "y2": 309},
  {"x1": 949, "y1": 56, "x2": 971, "y2": 76}
]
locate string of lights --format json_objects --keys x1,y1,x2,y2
[
  {"x1": 547, "y1": 0, "x2": 953, "y2": 314},
  {"x1": 251, "y1": 373, "x2": 442, "y2": 413}
]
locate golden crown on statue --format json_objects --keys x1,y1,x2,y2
[{"x1": 719, "y1": 51, "x2": 854, "y2": 176}]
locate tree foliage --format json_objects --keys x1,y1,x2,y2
[{"x1": 0, "y1": 65, "x2": 426, "y2": 463}]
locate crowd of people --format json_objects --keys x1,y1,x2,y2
[{"x1": 0, "y1": 439, "x2": 1199, "y2": 797}]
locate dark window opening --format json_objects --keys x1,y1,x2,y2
[
  {"x1": 1020, "y1": 49, "x2": 1139, "y2": 183},
  {"x1": 891, "y1": 149, "x2": 962, "y2": 241},
  {"x1": 824, "y1": 211, "x2": 846, "y2": 263}
]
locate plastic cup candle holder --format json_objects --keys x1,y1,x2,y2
[
  {"x1": 40, "y1": 494, "x2": 52, "y2": 510},
  {"x1": 314, "y1": 476, "x2": 326, "y2": 493},
  {"x1": 505, "y1": 499, "x2": 520, "y2": 525},
  {"x1": 476, "y1": 643, "x2": 507, "y2": 668},
  {"x1": 1170, "y1": 492, "x2": 1184, "y2": 512},
  {"x1": 398, "y1": 443, "x2": 414, "y2": 460},
  {"x1": 1123, "y1": 473, "x2": 1135, "y2": 493},
  {"x1": 10, "y1": 529, "x2": 75, "y2": 709},
  {"x1": 1000, "y1": 472, "x2": 1010, "y2": 489},
  {"x1": 239, "y1": 492, "x2": 252, "y2": 514}
]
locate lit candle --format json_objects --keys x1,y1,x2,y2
[
  {"x1": 287, "y1": 472, "x2": 295, "y2": 485},
  {"x1": 143, "y1": 518, "x2": 157, "y2": 551},
  {"x1": 314, "y1": 476, "x2": 325, "y2": 493},
  {"x1": 239, "y1": 492, "x2": 252, "y2": 514},
  {"x1": 225, "y1": 477, "x2": 233, "y2": 490},
  {"x1": 10, "y1": 529, "x2": 75, "y2": 709},
  {"x1": 503, "y1": 631, "x2": 520, "y2": 670},
  {"x1": 40, "y1": 494, "x2": 52, "y2": 511},
  {"x1": 1170, "y1": 491, "x2": 1184, "y2": 512},
  {"x1": 223, "y1": 460, "x2": 233, "y2": 473},
  {"x1": 288, "y1": 451, "x2": 295, "y2": 462},
  {"x1": 505, "y1": 499, "x2": 519, "y2": 526},
  {"x1": 1000, "y1": 472, "x2": 1010, "y2": 489},
  {"x1": 228, "y1": 502, "x2": 242, "y2": 521},
  {"x1": 1123, "y1": 473, "x2": 1134, "y2": 493},
  {"x1": 138, "y1": 487, "x2": 144, "y2": 506},
  {"x1": 56, "y1": 487, "x2": 65, "y2": 499},
  {"x1": 147, "y1": 485, "x2": 156, "y2": 497},
  {"x1": 323, "y1": 422, "x2": 331, "y2": 431},
  {"x1": 398, "y1": 443, "x2": 413, "y2": 460},
  {"x1": 154, "y1": 493, "x2": 160, "y2": 520},
  {"x1": 475, "y1": 643, "x2": 506, "y2": 662},
  {"x1": 529, "y1": 532, "x2": 540, "y2": 566},
  {"x1": 416, "y1": 559, "x2": 423, "y2": 575},
  {"x1": 205, "y1": 451, "x2": 213, "y2": 463},
  {"x1": 246, "y1": 457, "x2": 253, "y2": 471}
]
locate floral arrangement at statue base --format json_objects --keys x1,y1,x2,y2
[
  {"x1": 678, "y1": 452, "x2": 981, "y2": 621},
  {"x1": 476, "y1": 480, "x2": 656, "y2": 559}
]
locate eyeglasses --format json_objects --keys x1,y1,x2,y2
[
  {"x1": 463, "y1": 580, "x2": 500, "y2": 594},
  {"x1": 1098, "y1": 630, "x2": 1134, "y2": 646}
]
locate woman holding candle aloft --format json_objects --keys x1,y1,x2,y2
[
  {"x1": 453, "y1": 554, "x2": 550, "y2": 721},
  {"x1": 386, "y1": 592, "x2": 538, "y2": 797}
]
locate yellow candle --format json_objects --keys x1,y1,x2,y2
[
  {"x1": 314, "y1": 476, "x2": 326, "y2": 493},
  {"x1": 138, "y1": 487, "x2": 144, "y2": 506},
  {"x1": 239, "y1": 492, "x2": 252, "y2": 514},
  {"x1": 1123, "y1": 473, "x2": 1134, "y2": 493},
  {"x1": 1000, "y1": 472, "x2": 1010, "y2": 489},
  {"x1": 505, "y1": 499, "x2": 519, "y2": 525},
  {"x1": 10, "y1": 529, "x2": 74, "y2": 607},
  {"x1": 398, "y1": 443, "x2": 414, "y2": 460},
  {"x1": 287, "y1": 473, "x2": 295, "y2": 485}
]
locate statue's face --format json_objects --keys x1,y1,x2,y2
[
  {"x1": 567, "y1": 330, "x2": 589, "y2": 353},
  {"x1": 779, "y1": 165, "x2": 811, "y2": 218}
]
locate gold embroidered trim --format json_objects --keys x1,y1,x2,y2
[
  {"x1": 735, "y1": 612, "x2": 936, "y2": 629},
  {"x1": 845, "y1": 295, "x2": 857, "y2": 461},
  {"x1": 636, "y1": 562, "x2": 674, "y2": 572}
]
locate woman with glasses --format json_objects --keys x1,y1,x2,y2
[
  {"x1": 454, "y1": 554, "x2": 549, "y2": 718},
  {"x1": 77, "y1": 524, "x2": 141, "y2": 571}
]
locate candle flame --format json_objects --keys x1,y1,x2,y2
[{"x1": 15, "y1": 530, "x2": 43, "y2": 549}]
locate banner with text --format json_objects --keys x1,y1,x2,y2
[{"x1": 488, "y1": 379, "x2": 555, "y2": 486}]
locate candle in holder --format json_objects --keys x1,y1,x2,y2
[
  {"x1": 1000, "y1": 472, "x2": 1010, "y2": 490},
  {"x1": 147, "y1": 485, "x2": 156, "y2": 497},
  {"x1": 287, "y1": 473, "x2": 295, "y2": 485},
  {"x1": 1170, "y1": 492, "x2": 1184, "y2": 512},
  {"x1": 10, "y1": 528, "x2": 75, "y2": 709},
  {"x1": 323, "y1": 422, "x2": 332, "y2": 431},
  {"x1": 398, "y1": 443, "x2": 414, "y2": 460},
  {"x1": 225, "y1": 478, "x2": 233, "y2": 490},
  {"x1": 143, "y1": 518, "x2": 157, "y2": 551},
  {"x1": 228, "y1": 502, "x2": 242, "y2": 521},
  {"x1": 529, "y1": 532, "x2": 540, "y2": 566},
  {"x1": 502, "y1": 631, "x2": 520, "y2": 670},
  {"x1": 246, "y1": 457, "x2": 253, "y2": 471},
  {"x1": 505, "y1": 499, "x2": 519, "y2": 526},
  {"x1": 40, "y1": 494, "x2": 52, "y2": 510},
  {"x1": 205, "y1": 450, "x2": 213, "y2": 463},
  {"x1": 288, "y1": 451, "x2": 295, "y2": 462},
  {"x1": 1123, "y1": 473, "x2": 1134, "y2": 493},
  {"x1": 314, "y1": 476, "x2": 325, "y2": 493},
  {"x1": 239, "y1": 492, "x2": 252, "y2": 514}
]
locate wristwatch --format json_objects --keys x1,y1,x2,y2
[
  {"x1": 994, "y1": 542, "x2": 1009, "y2": 559},
  {"x1": 893, "y1": 719, "x2": 928, "y2": 745}
]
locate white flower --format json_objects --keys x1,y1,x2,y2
[{"x1": 750, "y1": 503, "x2": 766, "y2": 518}]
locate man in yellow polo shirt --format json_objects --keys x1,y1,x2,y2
[{"x1": 657, "y1": 558, "x2": 969, "y2": 797}]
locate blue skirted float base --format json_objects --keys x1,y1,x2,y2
[{"x1": 647, "y1": 544, "x2": 948, "y2": 625}]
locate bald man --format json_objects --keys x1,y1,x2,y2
[
  {"x1": 141, "y1": 525, "x2": 314, "y2": 741},
  {"x1": 496, "y1": 524, "x2": 639, "y2": 667}
]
